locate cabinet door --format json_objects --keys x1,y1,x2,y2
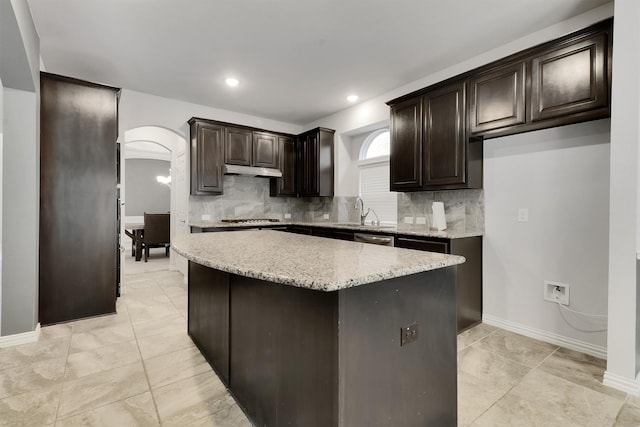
[
  {"x1": 530, "y1": 33, "x2": 608, "y2": 122},
  {"x1": 469, "y1": 62, "x2": 526, "y2": 134},
  {"x1": 193, "y1": 123, "x2": 224, "y2": 194},
  {"x1": 424, "y1": 82, "x2": 466, "y2": 187},
  {"x1": 253, "y1": 132, "x2": 278, "y2": 168},
  {"x1": 225, "y1": 126, "x2": 253, "y2": 166},
  {"x1": 270, "y1": 136, "x2": 296, "y2": 196},
  {"x1": 299, "y1": 132, "x2": 319, "y2": 196},
  {"x1": 390, "y1": 97, "x2": 423, "y2": 191}
]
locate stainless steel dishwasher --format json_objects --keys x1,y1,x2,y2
[{"x1": 353, "y1": 233, "x2": 394, "y2": 246}]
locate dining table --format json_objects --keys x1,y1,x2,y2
[{"x1": 124, "y1": 223, "x2": 144, "y2": 262}]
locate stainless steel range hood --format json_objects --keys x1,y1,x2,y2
[{"x1": 224, "y1": 164, "x2": 283, "y2": 178}]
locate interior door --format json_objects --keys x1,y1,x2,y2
[{"x1": 175, "y1": 150, "x2": 189, "y2": 281}]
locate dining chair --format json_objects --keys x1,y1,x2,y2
[{"x1": 142, "y1": 213, "x2": 170, "y2": 262}]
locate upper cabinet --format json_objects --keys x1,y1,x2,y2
[
  {"x1": 530, "y1": 32, "x2": 608, "y2": 123},
  {"x1": 469, "y1": 18, "x2": 611, "y2": 138},
  {"x1": 190, "y1": 119, "x2": 225, "y2": 195},
  {"x1": 469, "y1": 62, "x2": 526, "y2": 134},
  {"x1": 225, "y1": 127, "x2": 279, "y2": 169},
  {"x1": 388, "y1": 18, "x2": 612, "y2": 192},
  {"x1": 389, "y1": 80, "x2": 482, "y2": 191},
  {"x1": 297, "y1": 128, "x2": 335, "y2": 197},
  {"x1": 390, "y1": 97, "x2": 423, "y2": 190},
  {"x1": 253, "y1": 132, "x2": 279, "y2": 169},
  {"x1": 270, "y1": 135, "x2": 296, "y2": 197},
  {"x1": 225, "y1": 126, "x2": 253, "y2": 166},
  {"x1": 423, "y1": 82, "x2": 467, "y2": 187},
  {"x1": 190, "y1": 118, "x2": 335, "y2": 197}
]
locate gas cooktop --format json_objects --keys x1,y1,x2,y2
[{"x1": 220, "y1": 218, "x2": 281, "y2": 224}]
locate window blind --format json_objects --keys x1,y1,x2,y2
[{"x1": 359, "y1": 161, "x2": 397, "y2": 224}]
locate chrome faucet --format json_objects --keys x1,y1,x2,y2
[{"x1": 355, "y1": 197, "x2": 370, "y2": 225}]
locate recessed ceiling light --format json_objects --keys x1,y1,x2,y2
[
  {"x1": 225, "y1": 77, "x2": 239, "y2": 87},
  {"x1": 347, "y1": 94, "x2": 359, "y2": 103}
]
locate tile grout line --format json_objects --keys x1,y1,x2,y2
[
  {"x1": 52, "y1": 326, "x2": 74, "y2": 424},
  {"x1": 463, "y1": 335, "x2": 560, "y2": 426},
  {"x1": 126, "y1": 276, "x2": 165, "y2": 426}
]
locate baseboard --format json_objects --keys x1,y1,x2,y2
[
  {"x1": 482, "y1": 314, "x2": 607, "y2": 359},
  {"x1": 603, "y1": 371, "x2": 640, "y2": 396},
  {"x1": 0, "y1": 323, "x2": 40, "y2": 348}
]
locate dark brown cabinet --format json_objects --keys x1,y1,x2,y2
[
  {"x1": 190, "y1": 117, "x2": 334, "y2": 197},
  {"x1": 469, "y1": 62, "x2": 526, "y2": 134},
  {"x1": 424, "y1": 82, "x2": 467, "y2": 187},
  {"x1": 225, "y1": 127, "x2": 278, "y2": 169},
  {"x1": 530, "y1": 32, "x2": 608, "y2": 123},
  {"x1": 470, "y1": 19, "x2": 611, "y2": 138},
  {"x1": 390, "y1": 97, "x2": 423, "y2": 190},
  {"x1": 389, "y1": 80, "x2": 481, "y2": 192},
  {"x1": 40, "y1": 73, "x2": 120, "y2": 325},
  {"x1": 190, "y1": 119, "x2": 225, "y2": 194},
  {"x1": 253, "y1": 132, "x2": 279, "y2": 168},
  {"x1": 270, "y1": 135, "x2": 296, "y2": 196},
  {"x1": 224, "y1": 126, "x2": 252, "y2": 166},
  {"x1": 395, "y1": 235, "x2": 482, "y2": 333},
  {"x1": 388, "y1": 19, "x2": 612, "y2": 183},
  {"x1": 297, "y1": 128, "x2": 335, "y2": 197}
]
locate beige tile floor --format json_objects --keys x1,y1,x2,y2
[{"x1": 1, "y1": 254, "x2": 640, "y2": 426}]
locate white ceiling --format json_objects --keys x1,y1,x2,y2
[{"x1": 27, "y1": 0, "x2": 610, "y2": 125}]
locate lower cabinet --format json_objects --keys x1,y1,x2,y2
[{"x1": 396, "y1": 235, "x2": 482, "y2": 333}]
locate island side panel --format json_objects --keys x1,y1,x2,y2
[
  {"x1": 188, "y1": 261, "x2": 230, "y2": 385},
  {"x1": 230, "y1": 275, "x2": 339, "y2": 427},
  {"x1": 339, "y1": 267, "x2": 458, "y2": 427}
]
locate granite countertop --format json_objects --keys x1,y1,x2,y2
[
  {"x1": 188, "y1": 220, "x2": 483, "y2": 239},
  {"x1": 172, "y1": 230, "x2": 465, "y2": 292}
]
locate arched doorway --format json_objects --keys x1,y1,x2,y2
[{"x1": 122, "y1": 126, "x2": 188, "y2": 282}]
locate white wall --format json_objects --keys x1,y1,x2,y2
[
  {"x1": 0, "y1": 0, "x2": 39, "y2": 337},
  {"x1": 119, "y1": 90, "x2": 303, "y2": 144},
  {"x1": 604, "y1": 0, "x2": 640, "y2": 393},
  {"x1": 483, "y1": 119, "x2": 610, "y2": 353}
]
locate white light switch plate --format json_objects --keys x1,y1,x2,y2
[
  {"x1": 201, "y1": 214, "x2": 211, "y2": 221},
  {"x1": 517, "y1": 208, "x2": 529, "y2": 223},
  {"x1": 403, "y1": 217, "x2": 414, "y2": 224},
  {"x1": 284, "y1": 213, "x2": 291, "y2": 219}
]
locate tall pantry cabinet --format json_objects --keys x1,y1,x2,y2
[{"x1": 39, "y1": 73, "x2": 120, "y2": 325}]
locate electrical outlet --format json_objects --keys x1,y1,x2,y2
[
  {"x1": 201, "y1": 214, "x2": 211, "y2": 221},
  {"x1": 323, "y1": 213, "x2": 330, "y2": 220},
  {"x1": 403, "y1": 217, "x2": 414, "y2": 224},
  {"x1": 416, "y1": 216, "x2": 426, "y2": 225},
  {"x1": 284, "y1": 213, "x2": 291, "y2": 219},
  {"x1": 400, "y1": 323, "x2": 419, "y2": 346},
  {"x1": 518, "y1": 208, "x2": 529, "y2": 223},
  {"x1": 544, "y1": 281, "x2": 570, "y2": 305}
]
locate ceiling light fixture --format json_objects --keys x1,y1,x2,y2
[
  {"x1": 347, "y1": 94, "x2": 359, "y2": 103},
  {"x1": 225, "y1": 77, "x2": 239, "y2": 87}
]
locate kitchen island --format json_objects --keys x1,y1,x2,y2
[{"x1": 173, "y1": 230, "x2": 465, "y2": 427}]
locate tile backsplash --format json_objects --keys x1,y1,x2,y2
[
  {"x1": 190, "y1": 175, "x2": 483, "y2": 232},
  {"x1": 189, "y1": 175, "x2": 360, "y2": 223},
  {"x1": 397, "y1": 190, "x2": 484, "y2": 233}
]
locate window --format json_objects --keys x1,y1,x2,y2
[{"x1": 358, "y1": 130, "x2": 397, "y2": 224}]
